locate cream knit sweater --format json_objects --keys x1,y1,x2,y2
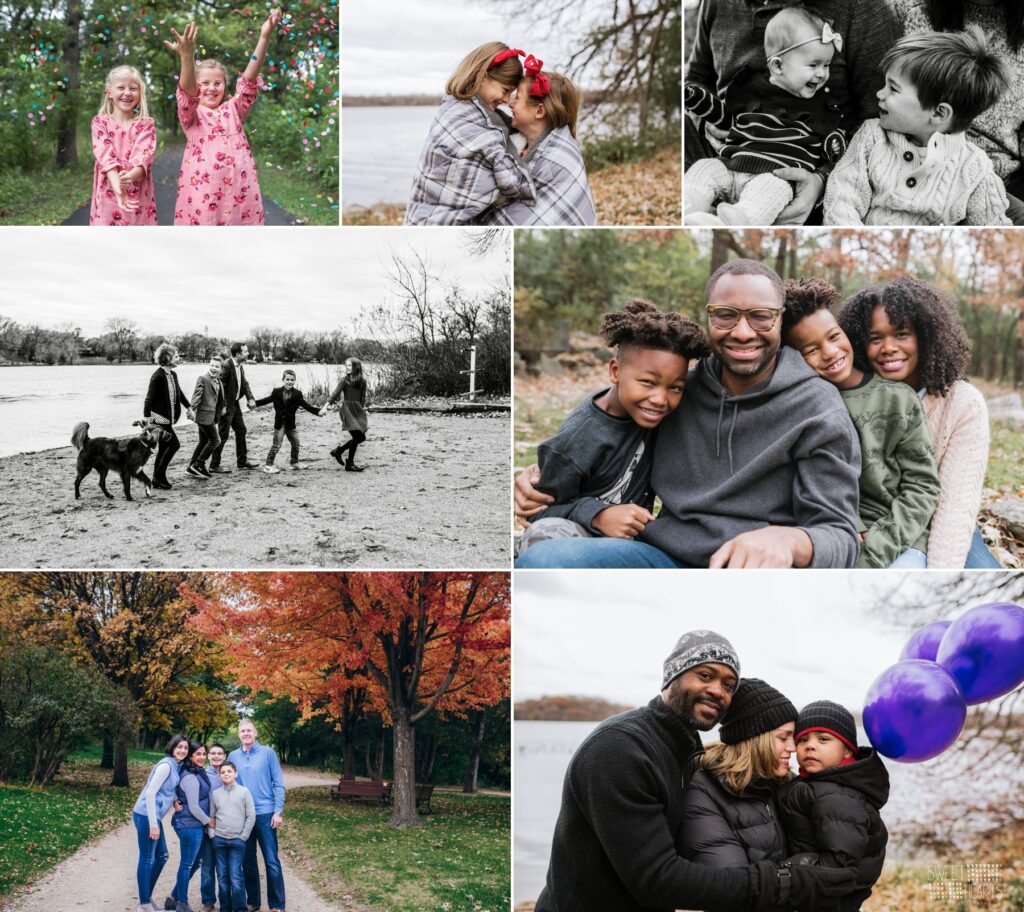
[
  {"x1": 823, "y1": 120, "x2": 1011, "y2": 226},
  {"x1": 922, "y1": 381, "x2": 990, "y2": 568}
]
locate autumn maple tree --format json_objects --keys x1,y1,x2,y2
[{"x1": 189, "y1": 571, "x2": 510, "y2": 827}]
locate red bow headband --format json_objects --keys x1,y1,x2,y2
[
  {"x1": 488, "y1": 47, "x2": 524, "y2": 69},
  {"x1": 524, "y1": 54, "x2": 550, "y2": 99}
]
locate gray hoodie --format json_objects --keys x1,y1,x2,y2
[{"x1": 639, "y1": 348, "x2": 861, "y2": 567}]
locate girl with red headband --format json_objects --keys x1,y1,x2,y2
[
  {"x1": 480, "y1": 58, "x2": 596, "y2": 225},
  {"x1": 405, "y1": 42, "x2": 536, "y2": 224}
]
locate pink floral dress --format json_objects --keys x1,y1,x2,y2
[
  {"x1": 174, "y1": 75, "x2": 265, "y2": 226},
  {"x1": 90, "y1": 115, "x2": 158, "y2": 226}
]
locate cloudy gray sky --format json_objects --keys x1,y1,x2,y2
[
  {"x1": 514, "y1": 571, "x2": 954, "y2": 712},
  {"x1": 342, "y1": 0, "x2": 589, "y2": 96},
  {"x1": 0, "y1": 228, "x2": 509, "y2": 338}
]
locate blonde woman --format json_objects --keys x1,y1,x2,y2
[
  {"x1": 405, "y1": 42, "x2": 536, "y2": 225},
  {"x1": 90, "y1": 65, "x2": 157, "y2": 224},
  {"x1": 481, "y1": 62, "x2": 596, "y2": 225},
  {"x1": 678, "y1": 679, "x2": 796, "y2": 866}
]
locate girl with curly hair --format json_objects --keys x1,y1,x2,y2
[{"x1": 838, "y1": 278, "x2": 999, "y2": 568}]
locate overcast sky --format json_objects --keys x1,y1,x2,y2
[
  {"x1": 342, "y1": 0, "x2": 587, "y2": 96},
  {"x1": 514, "y1": 571, "x2": 959, "y2": 712},
  {"x1": 0, "y1": 228, "x2": 509, "y2": 338}
]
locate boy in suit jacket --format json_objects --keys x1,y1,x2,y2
[
  {"x1": 187, "y1": 355, "x2": 226, "y2": 479},
  {"x1": 211, "y1": 342, "x2": 257, "y2": 473},
  {"x1": 253, "y1": 369, "x2": 324, "y2": 473}
]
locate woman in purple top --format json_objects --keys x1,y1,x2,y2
[{"x1": 171, "y1": 741, "x2": 214, "y2": 912}]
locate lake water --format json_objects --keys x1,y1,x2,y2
[
  {"x1": 342, "y1": 105, "x2": 437, "y2": 208},
  {"x1": 514, "y1": 718, "x2": 1024, "y2": 905},
  {"x1": 0, "y1": 363, "x2": 364, "y2": 458}
]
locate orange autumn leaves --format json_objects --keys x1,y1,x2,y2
[{"x1": 186, "y1": 572, "x2": 510, "y2": 729}]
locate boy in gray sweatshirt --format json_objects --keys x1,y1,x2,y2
[{"x1": 208, "y1": 761, "x2": 255, "y2": 912}]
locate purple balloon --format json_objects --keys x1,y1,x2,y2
[
  {"x1": 936, "y1": 602, "x2": 1024, "y2": 705},
  {"x1": 900, "y1": 621, "x2": 953, "y2": 662},
  {"x1": 863, "y1": 660, "x2": 966, "y2": 762}
]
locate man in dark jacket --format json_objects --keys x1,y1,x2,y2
[
  {"x1": 211, "y1": 342, "x2": 258, "y2": 472},
  {"x1": 515, "y1": 259, "x2": 861, "y2": 569},
  {"x1": 535, "y1": 631, "x2": 856, "y2": 912}
]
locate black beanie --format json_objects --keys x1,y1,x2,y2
[
  {"x1": 795, "y1": 700, "x2": 858, "y2": 752},
  {"x1": 718, "y1": 678, "x2": 797, "y2": 745}
]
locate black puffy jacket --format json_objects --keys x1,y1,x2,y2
[
  {"x1": 678, "y1": 769, "x2": 789, "y2": 867},
  {"x1": 776, "y1": 748, "x2": 890, "y2": 911}
]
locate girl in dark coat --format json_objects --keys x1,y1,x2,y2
[
  {"x1": 143, "y1": 343, "x2": 188, "y2": 489},
  {"x1": 776, "y1": 701, "x2": 890, "y2": 912},
  {"x1": 322, "y1": 358, "x2": 369, "y2": 472},
  {"x1": 678, "y1": 678, "x2": 797, "y2": 867}
]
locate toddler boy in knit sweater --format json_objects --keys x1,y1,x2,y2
[
  {"x1": 824, "y1": 27, "x2": 1012, "y2": 226},
  {"x1": 782, "y1": 279, "x2": 939, "y2": 568},
  {"x1": 777, "y1": 702, "x2": 889, "y2": 912},
  {"x1": 684, "y1": 7, "x2": 848, "y2": 226},
  {"x1": 517, "y1": 300, "x2": 708, "y2": 555}
]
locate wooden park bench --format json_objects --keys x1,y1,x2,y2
[{"x1": 328, "y1": 778, "x2": 435, "y2": 814}]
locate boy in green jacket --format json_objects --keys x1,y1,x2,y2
[{"x1": 782, "y1": 278, "x2": 939, "y2": 567}]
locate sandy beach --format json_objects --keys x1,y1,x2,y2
[{"x1": 0, "y1": 407, "x2": 510, "y2": 569}]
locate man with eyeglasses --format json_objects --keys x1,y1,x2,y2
[{"x1": 515, "y1": 258, "x2": 861, "y2": 568}]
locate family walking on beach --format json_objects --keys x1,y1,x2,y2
[
  {"x1": 515, "y1": 259, "x2": 997, "y2": 570},
  {"x1": 132, "y1": 719, "x2": 286, "y2": 912},
  {"x1": 142, "y1": 342, "x2": 370, "y2": 486}
]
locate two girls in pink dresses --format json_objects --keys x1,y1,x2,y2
[{"x1": 88, "y1": 9, "x2": 281, "y2": 226}]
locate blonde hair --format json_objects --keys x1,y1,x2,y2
[
  {"x1": 446, "y1": 42, "x2": 524, "y2": 100},
  {"x1": 700, "y1": 733, "x2": 789, "y2": 793},
  {"x1": 97, "y1": 65, "x2": 150, "y2": 119},
  {"x1": 518, "y1": 71, "x2": 582, "y2": 138}
]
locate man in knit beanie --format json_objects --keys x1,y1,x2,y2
[{"x1": 535, "y1": 630, "x2": 857, "y2": 912}]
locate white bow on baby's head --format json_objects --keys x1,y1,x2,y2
[{"x1": 774, "y1": 22, "x2": 844, "y2": 58}]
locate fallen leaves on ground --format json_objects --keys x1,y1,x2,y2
[{"x1": 590, "y1": 147, "x2": 681, "y2": 226}]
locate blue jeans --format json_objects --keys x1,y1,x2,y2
[
  {"x1": 889, "y1": 547, "x2": 928, "y2": 568},
  {"x1": 244, "y1": 813, "x2": 286, "y2": 910},
  {"x1": 214, "y1": 835, "x2": 248, "y2": 912},
  {"x1": 133, "y1": 811, "x2": 169, "y2": 905},
  {"x1": 173, "y1": 825, "x2": 205, "y2": 905},
  {"x1": 514, "y1": 537, "x2": 683, "y2": 569},
  {"x1": 965, "y1": 526, "x2": 1001, "y2": 568},
  {"x1": 171, "y1": 830, "x2": 216, "y2": 905}
]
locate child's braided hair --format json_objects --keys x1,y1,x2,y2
[{"x1": 600, "y1": 299, "x2": 710, "y2": 360}]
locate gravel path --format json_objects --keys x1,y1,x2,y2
[{"x1": 5, "y1": 769, "x2": 340, "y2": 912}]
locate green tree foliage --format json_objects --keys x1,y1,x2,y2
[{"x1": 0, "y1": 637, "x2": 122, "y2": 784}]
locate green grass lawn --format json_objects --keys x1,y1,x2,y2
[
  {"x1": 259, "y1": 167, "x2": 338, "y2": 225},
  {"x1": 283, "y1": 787, "x2": 510, "y2": 912},
  {"x1": 0, "y1": 161, "x2": 93, "y2": 225},
  {"x1": 0, "y1": 754, "x2": 154, "y2": 898}
]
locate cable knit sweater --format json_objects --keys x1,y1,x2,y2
[
  {"x1": 922, "y1": 381, "x2": 990, "y2": 568},
  {"x1": 824, "y1": 120, "x2": 1011, "y2": 225},
  {"x1": 896, "y1": 0, "x2": 1024, "y2": 180}
]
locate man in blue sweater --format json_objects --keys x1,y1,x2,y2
[{"x1": 228, "y1": 720, "x2": 286, "y2": 912}]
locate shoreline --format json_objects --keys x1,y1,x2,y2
[{"x1": 0, "y1": 408, "x2": 511, "y2": 569}]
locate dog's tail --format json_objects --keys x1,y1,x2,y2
[{"x1": 71, "y1": 421, "x2": 90, "y2": 451}]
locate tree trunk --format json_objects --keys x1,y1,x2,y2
[
  {"x1": 101, "y1": 733, "x2": 114, "y2": 769},
  {"x1": 112, "y1": 734, "x2": 130, "y2": 787},
  {"x1": 389, "y1": 708, "x2": 420, "y2": 828},
  {"x1": 463, "y1": 713, "x2": 486, "y2": 794},
  {"x1": 55, "y1": 0, "x2": 84, "y2": 168},
  {"x1": 342, "y1": 737, "x2": 356, "y2": 781},
  {"x1": 416, "y1": 732, "x2": 436, "y2": 782}
]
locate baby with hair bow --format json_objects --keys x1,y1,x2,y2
[{"x1": 685, "y1": 6, "x2": 848, "y2": 226}]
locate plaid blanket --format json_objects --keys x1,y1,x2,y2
[
  {"x1": 479, "y1": 125, "x2": 597, "y2": 225},
  {"x1": 404, "y1": 96, "x2": 535, "y2": 225}
]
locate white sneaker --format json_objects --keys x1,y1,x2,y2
[
  {"x1": 262, "y1": 464, "x2": 280, "y2": 474},
  {"x1": 290, "y1": 462, "x2": 306, "y2": 470}
]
